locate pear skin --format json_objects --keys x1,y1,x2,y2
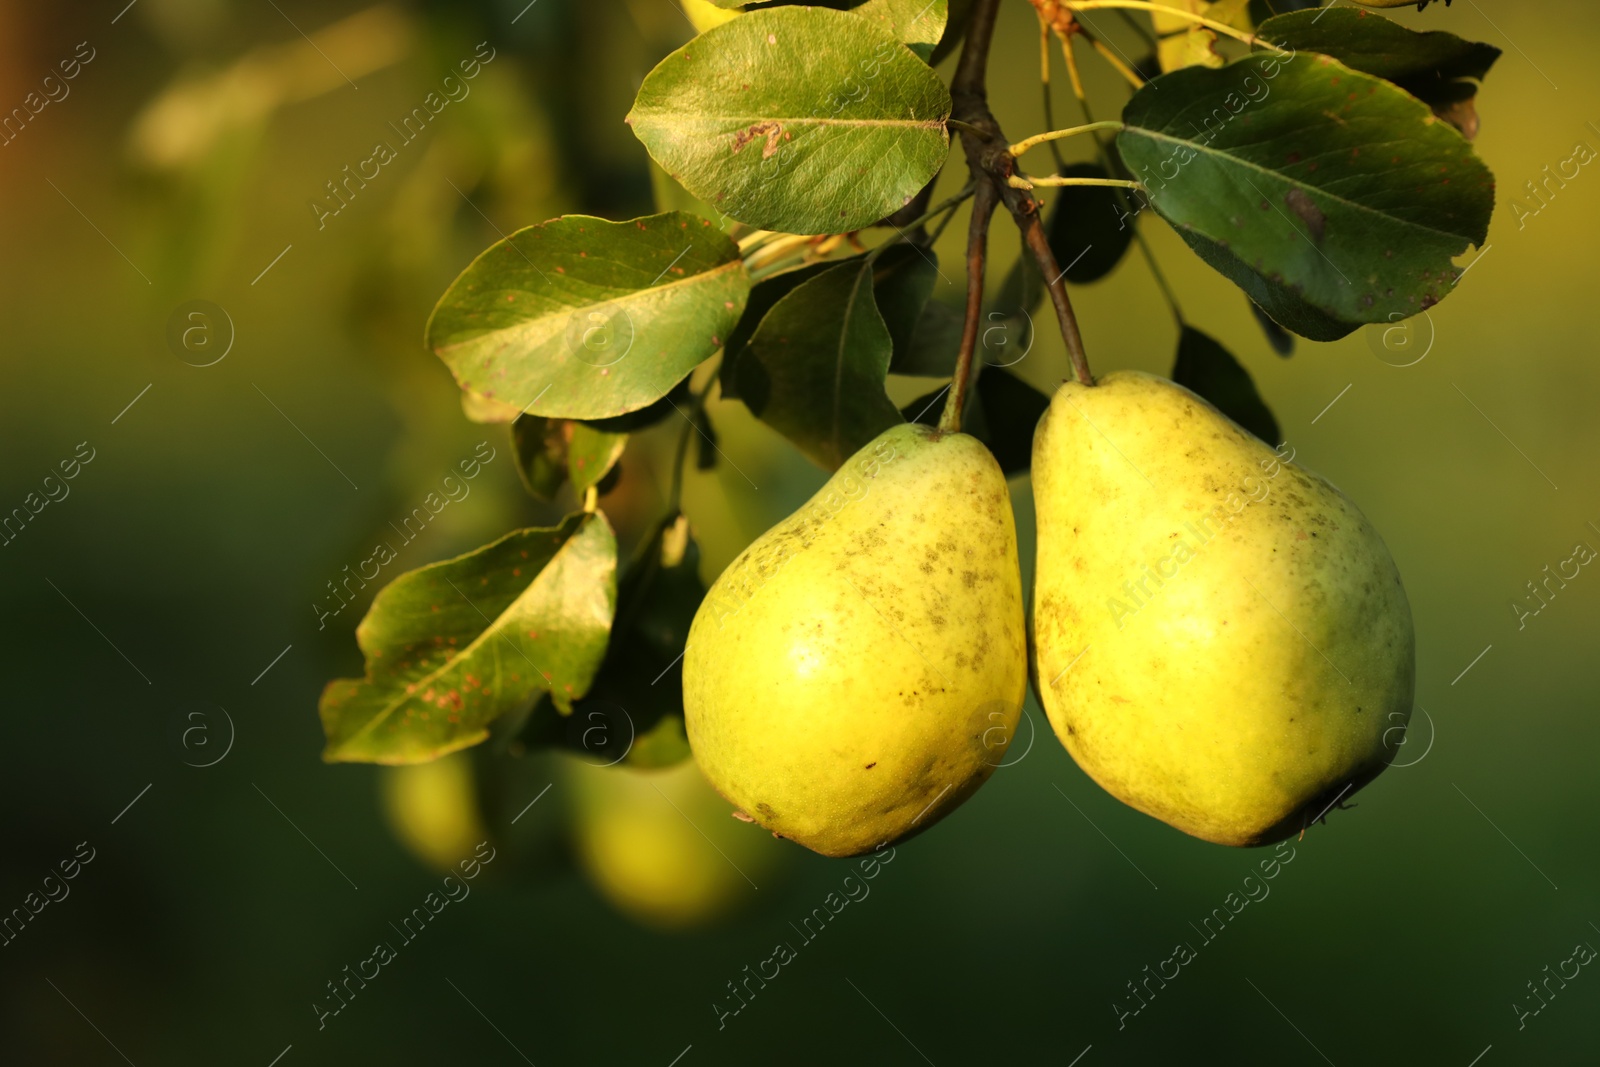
[
  {"x1": 379, "y1": 752, "x2": 487, "y2": 873},
  {"x1": 565, "y1": 755, "x2": 786, "y2": 930},
  {"x1": 684, "y1": 423, "x2": 1027, "y2": 857},
  {"x1": 1032, "y1": 372, "x2": 1414, "y2": 847}
]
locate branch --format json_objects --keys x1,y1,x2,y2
[{"x1": 952, "y1": 0, "x2": 1095, "y2": 386}]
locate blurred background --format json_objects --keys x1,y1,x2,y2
[{"x1": 2, "y1": 0, "x2": 1598, "y2": 1063}]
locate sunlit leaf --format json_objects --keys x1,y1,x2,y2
[
  {"x1": 461, "y1": 391, "x2": 523, "y2": 425},
  {"x1": 852, "y1": 0, "x2": 949, "y2": 62},
  {"x1": 519, "y1": 515, "x2": 703, "y2": 769},
  {"x1": 683, "y1": 0, "x2": 742, "y2": 34},
  {"x1": 568, "y1": 425, "x2": 626, "y2": 495},
  {"x1": 320, "y1": 513, "x2": 617, "y2": 765},
  {"x1": 1151, "y1": 0, "x2": 1249, "y2": 72},
  {"x1": 627, "y1": 8, "x2": 952, "y2": 234},
  {"x1": 427, "y1": 212, "x2": 748, "y2": 420}
]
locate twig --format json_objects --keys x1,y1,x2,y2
[
  {"x1": 1086, "y1": 33, "x2": 1145, "y2": 89},
  {"x1": 1038, "y1": 20, "x2": 1068, "y2": 173},
  {"x1": 1011, "y1": 175, "x2": 1143, "y2": 190},
  {"x1": 867, "y1": 183, "x2": 977, "y2": 264},
  {"x1": 939, "y1": 179, "x2": 997, "y2": 433},
  {"x1": 952, "y1": 0, "x2": 1095, "y2": 386},
  {"x1": 1065, "y1": 1, "x2": 1278, "y2": 50},
  {"x1": 1009, "y1": 120, "x2": 1125, "y2": 159},
  {"x1": 1111, "y1": 6, "x2": 1159, "y2": 49},
  {"x1": 668, "y1": 365, "x2": 717, "y2": 514},
  {"x1": 1059, "y1": 21, "x2": 1184, "y2": 329}
]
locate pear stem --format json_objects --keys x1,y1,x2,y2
[
  {"x1": 951, "y1": 0, "x2": 1096, "y2": 388},
  {"x1": 1008, "y1": 121, "x2": 1125, "y2": 160},
  {"x1": 939, "y1": 178, "x2": 998, "y2": 433}
]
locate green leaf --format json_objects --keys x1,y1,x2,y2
[
  {"x1": 509, "y1": 419, "x2": 627, "y2": 500},
  {"x1": 1173, "y1": 228, "x2": 1353, "y2": 341},
  {"x1": 1171, "y1": 326, "x2": 1281, "y2": 445},
  {"x1": 852, "y1": 0, "x2": 948, "y2": 62},
  {"x1": 1259, "y1": 8, "x2": 1499, "y2": 87},
  {"x1": 736, "y1": 259, "x2": 904, "y2": 469},
  {"x1": 518, "y1": 515, "x2": 703, "y2": 769},
  {"x1": 1249, "y1": 0, "x2": 1318, "y2": 21},
  {"x1": 320, "y1": 513, "x2": 618, "y2": 765},
  {"x1": 511, "y1": 414, "x2": 568, "y2": 502},
  {"x1": 892, "y1": 297, "x2": 963, "y2": 377},
  {"x1": 582, "y1": 379, "x2": 691, "y2": 434},
  {"x1": 1046, "y1": 162, "x2": 1137, "y2": 284},
  {"x1": 975, "y1": 368, "x2": 1051, "y2": 475},
  {"x1": 1257, "y1": 8, "x2": 1500, "y2": 137},
  {"x1": 871, "y1": 244, "x2": 942, "y2": 368},
  {"x1": 427, "y1": 212, "x2": 749, "y2": 420},
  {"x1": 568, "y1": 425, "x2": 626, "y2": 495},
  {"x1": 461, "y1": 391, "x2": 523, "y2": 425},
  {"x1": 1248, "y1": 297, "x2": 1295, "y2": 357},
  {"x1": 720, "y1": 261, "x2": 837, "y2": 401},
  {"x1": 687, "y1": 0, "x2": 744, "y2": 32},
  {"x1": 930, "y1": 0, "x2": 976, "y2": 65},
  {"x1": 1118, "y1": 52, "x2": 1493, "y2": 341},
  {"x1": 627, "y1": 8, "x2": 952, "y2": 235},
  {"x1": 694, "y1": 406, "x2": 719, "y2": 472}
]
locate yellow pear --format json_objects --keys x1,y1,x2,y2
[
  {"x1": 565, "y1": 755, "x2": 785, "y2": 930},
  {"x1": 1032, "y1": 372, "x2": 1414, "y2": 847},
  {"x1": 380, "y1": 751, "x2": 488, "y2": 872},
  {"x1": 684, "y1": 423, "x2": 1027, "y2": 857}
]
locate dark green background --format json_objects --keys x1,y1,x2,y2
[{"x1": 2, "y1": 1, "x2": 1597, "y2": 1063}]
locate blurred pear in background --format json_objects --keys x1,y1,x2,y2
[
  {"x1": 565, "y1": 755, "x2": 788, "y2": 930},
  {"x1": 380, "y1": 750, "x2": 487, "y2": 873}
]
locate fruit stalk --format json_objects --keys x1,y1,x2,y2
[
  {"x1": 939, "y1": 178, "x2": 997, "y2": 432},
  {"x1": 952, "y1": 0, "x2": 1095, "y2": 386}
]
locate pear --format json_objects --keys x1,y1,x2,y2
[
  {"x1": 1032, "y1": 371, "x2": 1414, "y2": 847},
  {"x1": 565, "y1": 755, "x2": 786, "y2": 930},
  {"x1": 380, "y1": 751, "x2": 488, "y2": 873},
  {"x1": 683, "y1": 423, "x2": 1027, "y2": 857}
]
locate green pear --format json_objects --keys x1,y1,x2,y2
[
  {"x1": 564, "y1": 755, "x2": 786, "y2": 930},
  {"x1": 1032, "y1": 371, "x2": 1414, "y2": 847},
  {"x1": 380, "y1": 752, "x2": 488, "y2": 873},
  {"x1": 684, "y1": 422, "x2": 1027, "y2": 857}
]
